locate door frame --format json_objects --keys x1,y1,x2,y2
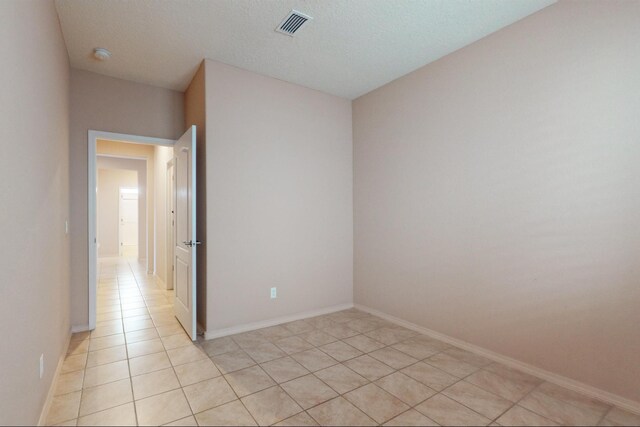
[
  {"x1": 88, "y1": 130, "x2": 174, "y2": 330},
  {"x1": 165, "y1": 158, "x2": 175, "y2": 290}
]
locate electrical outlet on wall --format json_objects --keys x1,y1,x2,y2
[
  {"x1": 39, "y1": 354, "x2": 44, "y2": 379},
  {"x1": 270, "y1": 287, "x2": 277, "y2": 299}
]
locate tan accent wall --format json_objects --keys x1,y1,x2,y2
[
  {"x1": 69, "y1": 70, "x2": 184, "y2": 328},
  {"x1": 0, "y1": 1, "x2": 70, "y2": 424},
  {"x1": 202, "y1": 60, "x2": 353, "y2": 332},
  {"x1": 353, "y1": 0, "x2": 640, "y2": 403}
]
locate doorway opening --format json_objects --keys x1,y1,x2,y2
[{"x1": 119, "y1": 187, "x2": 139, "y2": 257}]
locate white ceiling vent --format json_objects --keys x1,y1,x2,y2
[{"x1": 275, "y1": 10, "x2": 313, "y2": 36}]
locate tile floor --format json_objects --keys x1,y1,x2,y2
[{"x1": 47, "y1": 258, "x2": 640, "y2": 426}]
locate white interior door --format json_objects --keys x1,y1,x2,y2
[
  {"x1": 174, "y1": 125, "x2": 197, "y2": 340},
  {"x1": 119, "y1": 188, "x2": 138, "y2": 257}
]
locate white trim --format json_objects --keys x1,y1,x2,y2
[
  {"x1": 354, "y1": 304, "x2": 640, "y2": 415},
  {"x1": 204, "y1": 303, "x2": 354, "y2": 340},
  {"x1": 71, "y1": 324, "x2": 90, "y2": 333},
  {"x1": 38, "y1": 332, "x2": 72, "y2": 426},
  {"x1": 88, "y1": 130, "x2": 176, "y2": 330}
]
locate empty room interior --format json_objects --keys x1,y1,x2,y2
[{"x1": 1, "y1": 0, "x2": 639, "y2": 426}]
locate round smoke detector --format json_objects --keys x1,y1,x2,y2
[{"x1": 93, "y1": 48, "x2": 111, "y2": 61}]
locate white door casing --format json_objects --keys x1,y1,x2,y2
[
  {"x1": 173, "y1": 125, "x2": 198, "y2": 340},
  {"x1": 166, "y1": 159, "x2": 175, "y2": 290}
]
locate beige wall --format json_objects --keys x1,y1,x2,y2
[
  {"x1": 154, "y1": 145, "x2": 174, "y2": 287},
  {"x1": 0, "y1": 1, "x2": 70, "y2": 424},
  {"x1": 353, "y1": 0, "x2": 640, "y2": 404},
  {"x1": 203, "y1": 60, "x2": 353, "y2": 333},
  {"x1": 97, "y1": 162, "x2": 142, "y2": 257},
  {"x1": 70, "y1": 70, "x2": 184, "y2": 327},
  {"x1": 184, "y1": 62, "x2": 207, "y2": 327}
]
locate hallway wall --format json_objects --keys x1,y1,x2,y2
[
  {"x1": 0, "y1": 1, "x2": 71, "y2": 424},
  {"x1": 69, "y1": 69, "x2": 184, "y2": 328}
]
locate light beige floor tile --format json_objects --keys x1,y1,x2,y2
[
  {"x1": 536, "y1": 382, "x2": 611, "y2": 416},
  {"x1": 232, "y1": 332, "x2": 270, "y2": 349},
  {"x1": 161, "y1": 333, "x2": 194, "y2": 350},
  {"x1": 241, "y1": 386, "x2": 303, "y2": 426},
  {"x1": 319, "y1": 341, "x2": 363, "y2": 362},
  {"x1": 53, "y1": 418, "x2": 77, "y2": 426},
  {"x1": 466, "y1": 369, "x2": 536, "y2": 402},
  {"x1": 132, "y1": 367, "x2": 180, "y2": 400},
  {"x1": 86, "y1": 345, "x2": 127, "y2": 368},
  {"x1": 415, "y1": 394, "x2": 491, "y2": 426},
  {"x1": 300, "y1": 330, "x2": 339, "y2": 347},
  {"x1": 365, "y1": 327, "x2": 416, "y2": 345},
  {"x1": 322, "y1": 323, "x2": 359, "y2": 339},
  {"x1": 129, "y1": 351, "x2": 172, "y2": 376},
  {"x1": 79, "y1": 379, "x2": 133, "y2": 417},
  {"x1": 243, "y1": 342, "x2": 287, "y2": 363},
  {"x1": 62, "y1": 353, "x2": 88, "y2": 374},
  {"x1": 274, "y1": 411, "x2": 318, "y2": 426},
  {"x1": 605, "y1": 407, "x2": 640, "y2": 426},
  {"x1": 225, "y1": 365, "x2": 276, "y2": 397},
  {"x1": 83, "y1": 360, "x2": 130, "y2": 388},
  {"x1": 124, "y1": 319, "x2": 155, "y2": 333},
  {"x1": 283, "y1": 320, "x2": 316, "y2": 335},
  {"x1": 174, "y1": 357, "x2": 221, "y2": 386},
  {"x1": 281, "y1": 375, "x2": 338, "y2": 409},
  {"x1": 306, "y1": 316, "x2": 339, "y2": 330},
  {"x1": 167, "y1": 344, "x2": 208, "y2": 366},
  {"x1": 195, "y1": 400, "x2": 257, "y2": 426},
  {"x1": 314, "y1": 364, "x2": 369, "y2": 394},
  {"x1": 260, "y1": 356, "x2": 309, "y2": 383},
  {"x1": 125, "y1": 328, "x2": 159, "y2": 344},
  {"x1": 445, "y1": 347, "x2": 493, "y2": 368},
  {"x1": 127, "y1": 338, "x2": 165, "y2": 358},
  {"x1": 291, "y1": 348, "x2": 338, "y2": 372},
  {"x1": 519, "y1": 390, "x2": 603, "y2": 425},
  {"x1": 156, "y1": 323, "x2": 186, "y2": 337},
  {"x1": 47, "y1": 391, "x2": 82, "y2": 425},
  {"x1": 258, "y1": 325, "x2": 294, "y2": 341},
  {"x1": 89, "y1": 334, "x2": 125, "y2": 352},
  {"x1": 211, "y1": 349, "x2": 256, "y2": 374},
  {"x1": 401, "y1": 361, "x2": 459, "y2": 391},
  {"x1": 347, "y1": 318, "x2": 386, "y2": 333},
  {"x1": 76, "y1": 402, "x2": 136, "y2": 426},
  {"x1": 392, "y1": 338, "x2": 447, "y2": 359},
  {"x1": 91, "y1": 322, "x2": 123, "y2": 338},
  {"x1": 369, "y1": 347, "x2": 418, "y2": 370},
  {"x1": 496, "y1": 405, "x2": 559, "y2": 426},
  {"x1": 344, "y1": 383, "x2": 409, "y2": 424},
  {"x1": 426, "y1": 352, "x2": 480, "y2": 378},
  {"x1": 135, "y1": 389, "x2": 192, "y2": 426},
  {"x1": 163, "y1": 415, "x2": 197, "y2": 426},
  {"x1": 275, "y1": 336, "x2": 315, "y2": 355},
  {"x1": 55, "y1": 371, "x2": 85, "y2": 395},
  {"x1": 384, "y1": 409, "x2": 439, "y2": 426},
  {"x1": 97, "y1": 310, "x2": 123, "y2": 322},
  {"x1": 376, "y1": 371, "x2": 436, "y2": 406},
  {"x1": 307, "y1": 397, "x2": 376, "y2": 426},
  {"x1": 183, "y1": 376, "x2": 237, "y2": 413},
  {"x1": 67, "y1": 339, "x2": 90, "y2": 356},
  {"x1": 484, "y1": 363, "x2": 543, "y2": 386},
  {"x1": 201, "y1": 337, "x2": 240, "y2": 356},
  {"x1": 71, "y1": 331, "x2": 91, "y2": 342},
  {"x1": 344, "y1": 354, "x2": 395, "y2": 381},
  {"x1": 343, "y1": 334, "x2": 385, "y2": 353},
  {"x1": 122, "y1": 308, "x2": 150, "y2": 318},
  {"x1": 443, "y1": 380, "x2": 513, "y2": 419}
]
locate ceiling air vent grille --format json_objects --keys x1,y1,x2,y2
[{"x1": 276, "y1": 10, "x2": 312, "y2": 36}]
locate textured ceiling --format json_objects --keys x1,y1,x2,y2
[{"x1": 54, "y1": 0, "x2": 555, "y2": 99}]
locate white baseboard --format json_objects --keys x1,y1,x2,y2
[
  {"x1": 204, "y1": 303, "x2": 354, "y2": 340},
  {"x1": 38, "y1": 331, "x2": 72, "y2": 426},
  {"x1": 354, "y1": 304, "x2": 640, "y2": 415},
  {"x1": 71, "y1": 324, "x2": 90, "y2": 333}
]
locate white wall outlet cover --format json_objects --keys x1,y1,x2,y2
[{"x1": 270, "y1": 287, "x2": 277, "y2": 299}]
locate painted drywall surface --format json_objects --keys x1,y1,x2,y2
[
  {"x1": 0, "y1": 1, "x2": 70, "y2": 424},
  {"x1": 154, "y1": 145, "x2": 174, "y2": 287},
  {"x1": 97, "y1": 141, "x2": 154, "y2": 265},
  {"x1": 97, "y1": 164, "x2": 141, "y2": 257},
  {"x1": 184, "y1": 62, "x2": 207, "y2": 328},
  {"x1": 204, "y1": 60, "x2": 353, "y2": 332},
  {"x1": 69, "y1": 70, "x2": 184, "y2": 328},
  {"x1": 353, "y1": 1, "x2": 640, "y2": 403}
]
